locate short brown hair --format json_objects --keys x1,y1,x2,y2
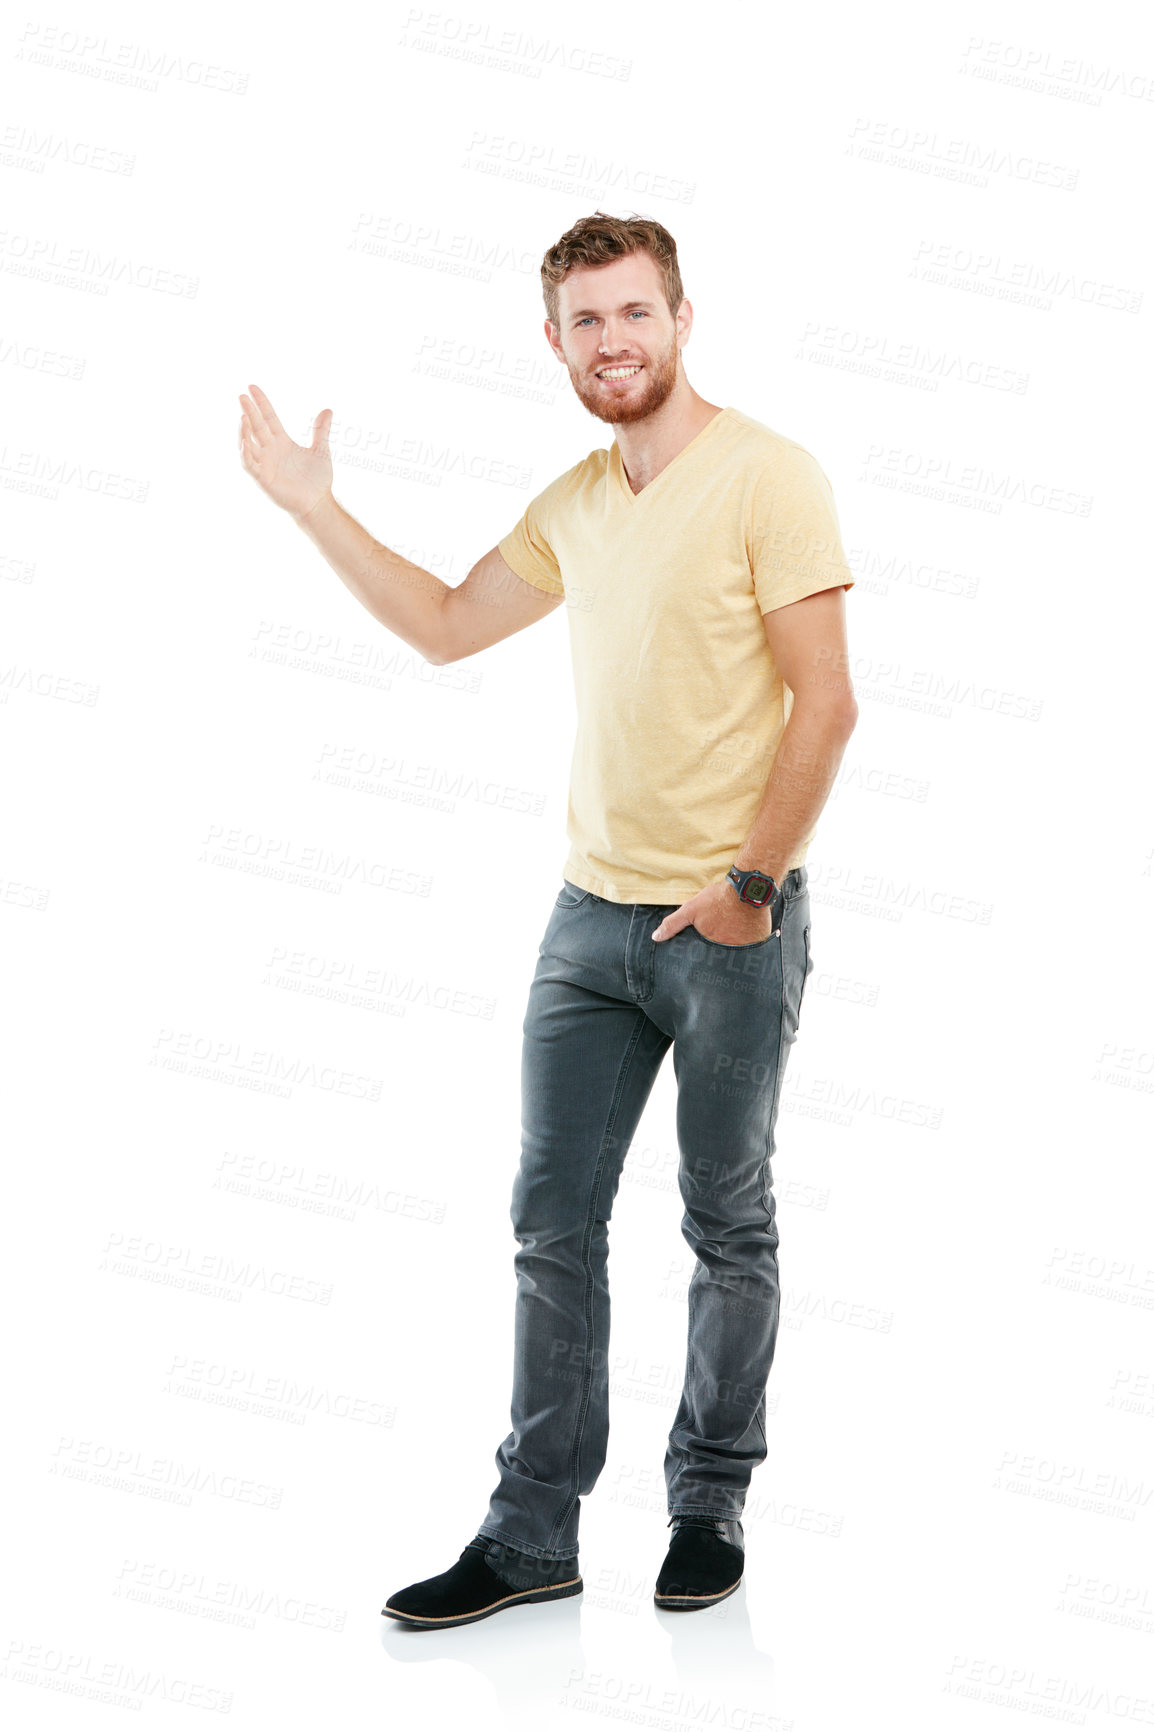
[{"x1": 541, "y1": 210, "x2": 684, "y2": 332}]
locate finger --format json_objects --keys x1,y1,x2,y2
[
  {"x1": 247, "y1": 383, "x2": 285, "y2": 437},
  {"x1": 653, "y1": 898, "x2": 697, "y2": 942},
  {"x1": 239, "y1": 392, "x2": 270, "y2": 444},
  {"x1": 239, "y1": 399, "x2": 273, "y2": 454},
  {"x1": 242, "y1": 395, "x2": 271, "y2": 443}
]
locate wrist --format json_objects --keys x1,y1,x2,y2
[
  {"x1": 292, "y1": 491, "x2": 335, "y2": 531},
  {"x1": 732, "y1": 854, "x2": 786, "y2": 881}
]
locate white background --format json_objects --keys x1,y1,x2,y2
[{"x1": 3, "y1": 1, "x2": 1152, "y2": 1727}]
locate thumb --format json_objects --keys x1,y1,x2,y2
[{"x1": 312, "y1": 408, "x2": 332, "y2": 453}]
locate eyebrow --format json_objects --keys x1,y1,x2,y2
[{"x1": 567, "y1": 299, "x2": 657, "y2": 321}]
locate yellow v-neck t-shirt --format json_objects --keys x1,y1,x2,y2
[{"x1": 498, "y1": 405, "x2": 855, "y2": 904}]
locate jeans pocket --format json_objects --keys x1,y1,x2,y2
[
  {"x1": 555, "y1": 879, "x2": 593, "y2": 910},
  {"x1": 692, "y1": 924, "x2": 775, "y2": 950}
]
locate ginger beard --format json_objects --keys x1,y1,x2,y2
[{"x1": 563, "y1": 324, "x2": 682, "y2": 426}]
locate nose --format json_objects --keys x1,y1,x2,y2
[{"x1": 598, "y1": 321, "x2": 637, "y2": 356}]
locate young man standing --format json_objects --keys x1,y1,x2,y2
[{"x1": 238, "y1": 210, "x2": 858, "y2": 1630}]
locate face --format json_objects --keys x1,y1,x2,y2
[{"x1": 547, "y1": 251, "x2": 690, "y2": 425}]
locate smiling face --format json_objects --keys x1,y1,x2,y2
[{"x1": 547, "y1": 251, "x2": 690, "y2": 425}]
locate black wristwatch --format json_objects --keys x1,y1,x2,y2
[{"x1": 726, "y1": 864, "x2": 780, "y2": 907}]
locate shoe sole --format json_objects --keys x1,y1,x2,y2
[
  {"x1": 654, "y1": 1576, "x2": 742, "y2": 1611},
  {"x1": 382, "y1": 1576, "x2": 582, "y2": 1629}
]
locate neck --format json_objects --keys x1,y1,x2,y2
[{"x1": 614, "y1": 385, "x2": 724, "y2": 491}]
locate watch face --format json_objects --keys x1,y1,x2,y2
[{"x1": 743, "y1": 874, "x2": 772, "y2": 905}]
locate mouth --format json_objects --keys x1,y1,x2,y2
[{"x1": 596, "y1": 364, "x2": 643, "y2": 383}]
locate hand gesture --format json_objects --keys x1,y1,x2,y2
[{"x1": 238, "y1": 382, "x2": 333, "y2": 521}]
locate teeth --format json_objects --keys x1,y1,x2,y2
[{"x1": 599, "y1": 366, "x2": 641, "y2": 379}]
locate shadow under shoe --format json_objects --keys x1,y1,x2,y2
[
  {"x1": 383, "y1": 1539, "x2": 582, "y2": 1630},
  {"x1": 654, "y1": 1518, "x2": 745, "y2": 1612}
]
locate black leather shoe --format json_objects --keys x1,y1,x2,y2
[
  {"x1": 383, "y1": 1539, "x2": 582, "y2": 1629},
  {"x1": 654, "y1": 1516, "x2": 745, "y2": 1611}
]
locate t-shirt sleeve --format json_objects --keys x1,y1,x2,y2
[
  {"x1": 498, "y1": 481, "x2": 565, "y2": 597},
  {"x1": 747, "y1": 444, "x2": 855, "y2": 614}
]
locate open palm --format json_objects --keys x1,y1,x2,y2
[{"x1": 238, "y1": 382, "x2": 333, "y2": 519}]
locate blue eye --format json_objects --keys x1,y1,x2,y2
[{"x1": 576, "y1": 311, "x2": 647, "y2": 327}]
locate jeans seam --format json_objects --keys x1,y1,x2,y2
[
  {"x1": 799, "y1": 922, "x2": 812, "y2": 1020},
  {"x1": 761, "y1": 921, "x2": 789, "y2": 1230},
  {"x1": 548, "y1": 1006, "x2": 650, "y2": 1555}
]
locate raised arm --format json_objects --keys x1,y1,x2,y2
[
  {"x1": 435, "y1": 543, "x2": 564, "y2": 665},
  {"x1": 238, "y1": 383, "x2": 562, "y2": 666}
]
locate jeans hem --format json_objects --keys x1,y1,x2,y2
[
  {"x1": 668, "y1": 1503, "x2": 744, "y2": 1522},
  {"x1": 474, "y1": 1524, "x2": 578, "y2": 1564}
]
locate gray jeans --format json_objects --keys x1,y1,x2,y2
[{"x1": 476, "y1": 869, "x2": 813, "y2": 1561}]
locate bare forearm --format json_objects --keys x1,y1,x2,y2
[
  {"x1": 733, "y1": 701, "x2": 858, "y2": 885},
  {"x1": 293, "y1": 492, "x2": 449, "y2": 663}
]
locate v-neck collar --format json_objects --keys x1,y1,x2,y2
[{"x1": 609, "y1": 406, "x2": 731, "y2": 504}]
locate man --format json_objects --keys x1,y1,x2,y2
[{"x1": 238, "y1": 210, "x2": 858, "y2": 1630}]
